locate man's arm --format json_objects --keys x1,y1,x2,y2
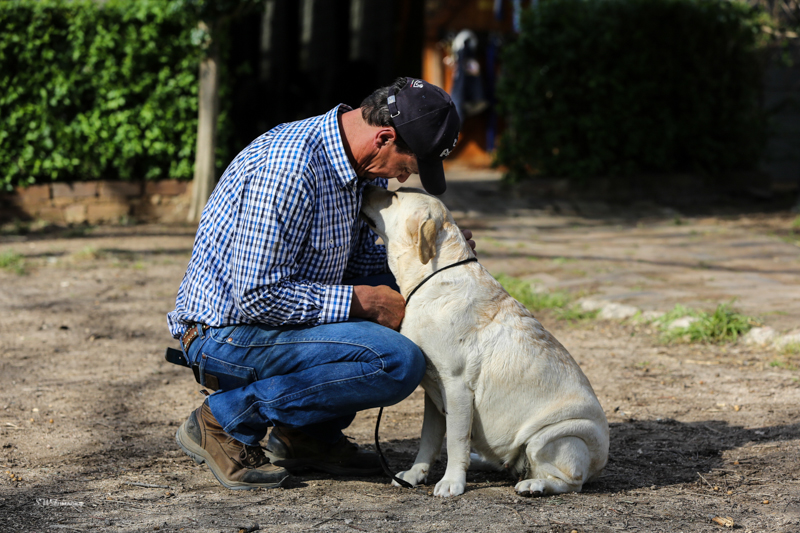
[
  {"x1": 350, "y1": 284, "x2": 405, "y2": 331},
  {"x1": 228, "y1": 166, "x2": 355, "y2": 325}
]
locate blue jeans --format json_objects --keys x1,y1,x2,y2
[{"x1": 180, "y1": 275, "x2": 425, "y2": 447}]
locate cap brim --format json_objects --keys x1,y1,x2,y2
[{"x1": 418, "y1": 158, "x2": 446, "y2": 195}]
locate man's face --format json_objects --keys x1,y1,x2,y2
[{"x1": 362, "y1": 140, "x2": 419, "y2": 183}]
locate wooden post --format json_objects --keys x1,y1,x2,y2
[{"x1": 188, "y1": 22, "x2": 219, "y2": 223}]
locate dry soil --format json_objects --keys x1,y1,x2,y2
[{"x1": 1, "y1": 170, "x2": 799, "y2": 533}]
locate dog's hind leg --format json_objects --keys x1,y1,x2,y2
[
  {"x1": 514, "y1": 436, "x2": 591, "y2": 496},
  {"x1": 394, "y1": 392, "x2": 446, "y2": 487}
]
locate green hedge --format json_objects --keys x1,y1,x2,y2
[
  {"x1": 0, "y1": 0, "x2": 205, "y2": 191},
  {"x1": 495, "y1": 0, "x2": 770, "y2": 181}
]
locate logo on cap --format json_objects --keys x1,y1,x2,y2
[{"x1": 411, "y1": 80, "x2": 424, "y2": 88}]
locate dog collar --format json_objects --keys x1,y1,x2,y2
[{"x1": 404, "y1": 257, "x2": 479, "y2": 306}]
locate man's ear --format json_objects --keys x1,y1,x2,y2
[
  {"x1": 407, "y1": 209, "x2": 437, "y2": 265},
  {"x1": 376, "y1": 128, "x2": 396, "y2": 149}
]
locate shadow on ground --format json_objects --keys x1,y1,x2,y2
[{"x1": 592, "y1": 418, "x2": 800, "y2": 493}]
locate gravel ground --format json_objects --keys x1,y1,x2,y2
[{"x1": 1, "y1": 171, "x2": 799, "y2": 532}]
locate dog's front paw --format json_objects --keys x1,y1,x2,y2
[
  {"x1": 392, "y1": 466, "x2": 428, "y2": 488},
  {"x1": 516, "y1": 476, "x2": 578, "y2": 496},
  {"x1": 515, "y1": 478, "x2": 547, "y2": 496},
  {"x1": 433, "y1": 476, "x2": 466, "y2": 497}
]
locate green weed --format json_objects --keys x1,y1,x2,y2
[
  {"x1": 495, "y1": 273, "x2": 570, "y2": 311},
  {"x1": 0, "y1": 250, "x2": 26, "y2": 275},
  {"x1": 494, "y1": 273, "x2": 597, "y2": 322},
  {"x1": 769, "y1": 358, "x2": 798, "y2": 371},
  {"x1": 553, "y1": 306, "x2": 598, "y2": 322},
  {"x1": 781, "y1": 342, "x2": 800, "y2": 356},
  {"x1": 656, "y1": 303, "x2": 757, "y2": 344}
]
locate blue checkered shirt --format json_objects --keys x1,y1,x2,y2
[{"x1": 167, "y1": 105, "x2": 388, "y2": 338}]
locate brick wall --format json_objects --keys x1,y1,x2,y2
[{"x1": 0, "y1": 180, "x2": 192, "y2": 225}]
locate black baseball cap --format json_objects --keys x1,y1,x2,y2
[{"x1": 387, "y1": 79, "x2": 460, "y2": 195}]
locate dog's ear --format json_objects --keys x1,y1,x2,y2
[
  {"x1": 418, "y1": 217, "x2": 438, "y2": 265},
  {"x1": 408, "y1": 210, "x2": 438, "y2": 265}
]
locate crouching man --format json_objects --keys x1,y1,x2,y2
[{"x1": 166, "y1": 77, "x2": 466, "y2": 489}]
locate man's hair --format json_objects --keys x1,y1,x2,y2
[{"x1": 360, "y1": 77, "x2": 414, "y2": 155}]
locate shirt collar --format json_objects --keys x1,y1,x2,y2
[{"x1": 321, "y1": 104, "x2": 359, "y2": 189}]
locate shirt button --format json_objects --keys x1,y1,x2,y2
[
  {"x1": 227, "y1": 337, "x2": 233, "y2": 343},
  {"x1": 329, "y1": 239, "x2": 334, "y2": 244}
]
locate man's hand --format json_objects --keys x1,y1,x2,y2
[
  {"x1": 462, "y1": 229, "x2": 477, "y2": 256},
  {"x1": 351, "y1": 285, "x2": 406, "y2": 330}
]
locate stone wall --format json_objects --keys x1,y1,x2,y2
[{"x1": 0, "y1": 180, "x2": 191, "y2": 225}]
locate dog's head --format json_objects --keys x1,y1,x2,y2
[{"x1": 361, "y1": 185, "x2": 470, "y2": 268}]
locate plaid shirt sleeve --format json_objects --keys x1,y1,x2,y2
[{"x1": 228, "y1": 165, "x2": 354, "y2": 326}]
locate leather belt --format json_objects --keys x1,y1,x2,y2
[{"x1": 181, "y1": 323, "x2": 209, "y2": 353}]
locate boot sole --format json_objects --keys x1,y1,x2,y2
[{"x1": 175, "y1": 423, "x2": 289, "y2": 490}]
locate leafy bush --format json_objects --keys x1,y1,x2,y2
[
  {"x1": 0, "y1": 0, "x2": 204, "y2": 190},
  {"x1": 496, "y1": 0, "x2": 769, "y2": 181}
]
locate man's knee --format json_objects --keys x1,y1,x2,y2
[{"x1": 378, "y1": 333, "x2": 426, "y2": 404}]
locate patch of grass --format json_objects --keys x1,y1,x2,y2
[
  {"x1": 0, "y1": 250, "x2": 26, "y2": 274},
  {"x1": 553, "y1": 306, "x2": 598, "y2": 322},
  {"x1": 655, "y1": 303, "x2": 758, "y2": 344},
  {"x1": 70, "y1": 246, "x2": 106, "y2": 262},
  {"x1": 791, "y1": 216, "x2": 800, "y2": 229},
  {"x1": 653, "y1": 304, "x2": 699, "y2": 325},
  {"x1": 781, "y1": 342, "x2": 800, "y2": 356},
  {"x1": 495, "y1": 273, "x2": 570, "y2": 311},
  {"x1": 495, "y1": 273, "x2": 597, "y2": 322},
  {"x1": 769, "y1": 360, "x2": 798, "y2": 371}
]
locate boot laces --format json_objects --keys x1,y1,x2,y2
[{"x1": 237, "y1": 442, "x2": 269, "y2": 468}]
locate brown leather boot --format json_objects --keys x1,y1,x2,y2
[
  {"x1": 265, "y1": 426, "x2": 382, "y2": 476},
  {"x1": 176, "y1": 402, "x2": 289, "y2": 490}
]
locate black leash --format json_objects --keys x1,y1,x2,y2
[
  {"x1": 374, "y1": 256, "x2": 479, "y2": 488},
  {"x1": 375, "y1": 406, "x2": 414, "y2": 488},
  {"x1": 404, "y1": 257, "x2": 478, "y2": 306}
]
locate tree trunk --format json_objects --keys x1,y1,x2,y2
[{"x1": 188, "y1": 24, "x2": 220, "y2": 223}]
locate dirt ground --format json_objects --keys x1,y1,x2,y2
[{"x1": 1, "y1": 170, "x2": 799, "y2": 533}]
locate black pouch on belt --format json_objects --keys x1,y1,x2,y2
[{"x1": 164, "y1": 347, "x2": 221, "y2": 392}]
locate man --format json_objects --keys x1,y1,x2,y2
[{"x1": 167, "y1": 77, "x2": 471, "y2": 490}]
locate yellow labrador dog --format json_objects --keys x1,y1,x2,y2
[{"x1": 361, "y1": 185, "x2": 609, "y2": 497}]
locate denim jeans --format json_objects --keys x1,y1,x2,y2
[{"x1": 180, "y1": 275, "x2": 425, "y2": 447}]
